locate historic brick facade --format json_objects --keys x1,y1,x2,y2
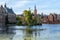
[
  {"x1": 41, "y1": 15, "x2": 48, "y2": 23},
  {"x1": 48, "y1": 14, "x2": 54, "y2": 22},
  {"x1": 41, "y1": 13, "x2": 60, "y2": 24},
  {"x1": 57, "y1": 14, "x2": 60, "y2": 21}
]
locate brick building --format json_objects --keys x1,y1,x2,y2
[{"x1": 48, "y1": 14, "x2": 54, "y2": 22}]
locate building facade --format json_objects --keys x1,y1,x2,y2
[
  {"x1": 41, "y1": 13, "x2": 60, "y2": 24},
  {"x1": 57, "y1": 14, "x2": 60, "y2": 21},
  {"x1": 0, "y1": 4, "x2": 16, "y2": 26},
  {"x1": 53, "y1": 14, "x2": 57, "y2": 22},
  {"x1": 48, "y1": 14, "x2": 54, "y2": 22},
  {"x1": 41, "y1": 15, "x2": 48, "y2": 23}
]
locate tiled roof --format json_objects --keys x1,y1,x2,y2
[
  {"x1": 5, "y1": 7, "x2": 14, "y2": 14},
  {"x1": 0, "y1": 5, "x2": 15, "y2": 14}
]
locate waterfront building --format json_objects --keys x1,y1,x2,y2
[
  {"x1": 0, "y1": 5, "x2": 7, "y2": 26},
  {"x1": 57, "y1": 14, "x2": 60, "y2": 21},
  {"x1": 48, "y1": 14, "x2": 54, "y2": 22},
  {"x1": 53, "y1": 14, "x2": 57, "y2": 22},
  {"x1": 4, "y1": 4, "x2": 16, "y2": 23},
  {"x1": 37, "y1": 14, "x2": 41, "y2": 24},
  {"x1": 0, "y1": 4, "x2": 16, "y2": 26},
  {"x1": 42, "y1": 15, "x2": 48, "y2": 23}
]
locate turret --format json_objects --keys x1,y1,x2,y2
[
  {"x1": 4, "y1": 3, "x2": 7, "y2": 8},
  {"x1": 34, "y1": 5, "x2": 37, "y2": 16}
]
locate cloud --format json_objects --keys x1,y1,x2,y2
[
  {"x1": 10, "y1": 0, "x2": 31, "y2": 9},
  {"x1": 39, "y1": 9, "x2": 60, "y2": 15},
  {"x1": 0, "y1": 0, "x2": 6, "y2": 5},
  {"x1": 2, "y1": 0, "x2": 31, "y2": 14},
  {"x1": 0, "y1": 0, "x2": 60, "y2": 14}
]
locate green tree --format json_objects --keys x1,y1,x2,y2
[
  {"x1": 16, "y1": 16, "x2": 20, "y2": 21},
  {"x1": 16, "y1": 16, "x2": 22, "y2": 25},
  {"x1": 23, "y1": 9, "x2": 32, "y2": 25}
]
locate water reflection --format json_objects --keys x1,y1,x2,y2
[
  {"x1": 1, "y1": 24, "x2": 60, "y2": 40},
  {"x1": 0, "y1": 25, "x2": 16, "y2": 34},
  {"x1": 23, "y1": 26, "x2": 41, "y2": 40},
  {"x1": 24, "y1": 26, "x2": 33, "y2": 40},
  {"x1": 0, "y1": 25, "x2": 15, "y2": 40},
  {"x1": 12, "y1": 26, "x2": 43, "y2": 40}
]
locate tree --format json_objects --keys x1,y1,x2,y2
[
  {"x1": 16, "y1": 16, "x2": 22, "y2": 25},
  {"x1": 16, "y1": 16, "x2": 20, "y2": 20},
  {"x1": 23, "y1": 9, "x2": 32, "y2": 25}
]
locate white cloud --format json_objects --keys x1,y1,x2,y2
[
  {"x1": 0, "y1": 0, "x2": 6, "y2": 5},
  {"x1": 0, "y1": 0, "x2": 60, "y2": 14},
  {"x1": 11, "y1": 0, "x2": 31, "y2": 9},
  {"x1": 39, "y1": 9, "x2": 60, "y2": 15},
  {"x1": 8, "y1": 0, "x2": 31, "y2": 14}
]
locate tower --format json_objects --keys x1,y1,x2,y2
[
  {"x1": 34, "y1": 5, "x2": 37, "y2": 17},
  {"x1": 33, "y1": 5, "x2": 37, "y2": 24},
  {"x1": 4, "y1": 3, "x2": 7, "y2": 8}
]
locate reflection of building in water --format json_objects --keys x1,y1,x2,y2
[{"x1": 0, "y1": 3, "x2": 16, "y2": 26}]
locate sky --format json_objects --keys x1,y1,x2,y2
[{"x1": 0, "y1": 0, "x2": 60, "y2": 15}]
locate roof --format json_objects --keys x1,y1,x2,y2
[
  {"x1": 0, "y1": 4, "x2": 15, "y2": 14},
  {"x1": 5, "y1": 7, "x2": 14, "y2": 14}
]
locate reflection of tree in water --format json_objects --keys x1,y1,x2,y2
[
  {"x1": 24, "y1": 26, "x2": 32, "y2": 40},
  {"x1": 24, "y1": 26, "x2": 41, "y2": 40}
]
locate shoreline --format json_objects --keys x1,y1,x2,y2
[{"x1": 42, "y1": 21, "x2": 60, "y2": 24}]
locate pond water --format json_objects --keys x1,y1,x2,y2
[{"x1": 0, "y1": 24, "x2": 60, "y2": 40}]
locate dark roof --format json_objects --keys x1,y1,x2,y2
[
  {"x1": 6, "y1": 8, "x2": 14, "y2": 14},
  {"x1": 5, "y1": 7, "x2": 14, "y2": 14},
  {"x1": 0, "y1": 4, "x2": 15, "y2": 14}
]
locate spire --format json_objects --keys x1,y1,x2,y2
[
  {"x1": 29, "y1": 7, "x2": 30, "y2": 10},
  {"x1": 1, "y1": 5, "x2": 3, "y2": 8},
  {"x1": 4, "y1": 3, "x2": 7, "y2": 8},
  {"x1": 28, "y1": 7, "x2": 31, "y2": 11},
  {"x1": 34, "y1": 4, "x2": 37, "y2": 12},
  {"x1": 34, "y1": 4, "x2": 37, "y2": 10},
  {"x1": 34, "y1": 4, "x2": 37, "y2": 16}
]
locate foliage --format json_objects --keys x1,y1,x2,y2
[
  {"x1": 23, "y1": 10, "x2": 32, "y2": 26},
  {"x1": 16, "y1": 16, "x2": 22, "y2": 25},
  {"x1": 16, "y1": 9, "x2": 42, "y2": 26},
  {"x1": 16, "y1": 16, "x2": 20, "y2": 21}
]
